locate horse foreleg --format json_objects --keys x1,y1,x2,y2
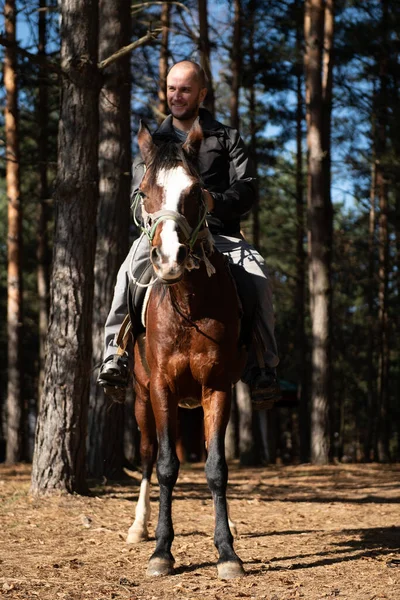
[
  {"x1": 147, "y1": 384, "x2": 179, "y2": 577},
  {"x1": 203, "y1": 389, "x2": 245, "y2": 580},
  {"x1": 127, "y1": 393, "x2": 157, "y2": 544}
]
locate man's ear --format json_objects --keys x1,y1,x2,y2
[
  {"x1": 182, "y1": 117, "x2": 203, "y2": 159},
  {"x1": 137, "y1": 120, "x2": 155, "y2": 164},
  {"x1": 199, "y1": 87, "x2": 207, "y2": 105}
]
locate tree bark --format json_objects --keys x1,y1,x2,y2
[
  {"x1": 225, "y1": 0, "x2": 244, "y2": 460},
  {"x1": 230, "y1": 0, "x2": 242, "y2": 129},
  {"x1": 5, "y1": 0, "x2": 23, "y2": 465},
  {"x1": 157, "y1": 1, "x2": 170, "y2": 122},
  {"x1": 322, "y1": 0, "x2": 334, "y2": 460},
  {"x1": 304, "y1": 0, "x2": 333, "y2": 465},
  {"x1": 87, "y1": 0, "x2": 131, "y2": 479},
  {"x1": 295, "y1": 0, "x2": 308, "y2": 463},
  {"x1": 198, "y1": 0, "x2": 215, "y2": 115},
  {"x1": 248, "y1": 0, "x2": 260, "y2": 249},
  {"x1": 31, "y1": 0, "x2": 99, "y2": 494},
  {"x1": 37, "y1": 0, "x2": 51, "y2": 400},
  {"x1": 376, "y1": 0, "x2": 390, "y2": 462},
  {"x1": 366, "y1": 145, "x2": 377, "y2": 461},
  {"x1": 236, "y1": 380, "x2": 255, "y2": 465}
]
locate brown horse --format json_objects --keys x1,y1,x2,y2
[{"x1": 126, "y1": 120, "x2": 246, "y2": 579}]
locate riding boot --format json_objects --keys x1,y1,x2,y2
[{"x1": 98, "y1": 235, "x2": 154, "y2": 398}]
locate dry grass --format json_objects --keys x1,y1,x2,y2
[{"x1": 0, "y1": 462, "x2": 399, "y2": 600}]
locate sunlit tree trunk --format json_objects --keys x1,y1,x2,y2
[
  {"x1": 31, "y1": 0, "x2": 99, "y2": 494},
  {"x1": 5, "y1": 0, "x2": 23, "y2": 465},
  {"x1": 198, "y1": 0, "x2": 215, "y2": 115},
  {"x1": 157, "y1": 1, "x2": 170, "y2": 122},
  {"x1": 304, "y1": 0, "x2": 334, "y2": 465},
  {"x1": 87, "y1": 0, "x2": 131, "y2": 479},
  {"x1": 376, "y1": 0, "x2": 390, "y2": 462},
  {"x1": 37, "y1": 0, "x2": 51, "y2": 400}
]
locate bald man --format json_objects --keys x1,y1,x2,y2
[{"x1": 98, "y1": 61, "x2": 280, "y2": 409}]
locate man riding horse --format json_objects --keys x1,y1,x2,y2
[{"x1": 98, "y1": 60, "x2": 280, "y2": 409}]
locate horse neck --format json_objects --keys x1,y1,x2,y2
[{"x1": 169, "y1": 263, "x2": 212, "y2": 311}]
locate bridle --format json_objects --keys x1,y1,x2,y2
[
  {"x1": 131, "y1": 157, "x2": 210, "y2": 254},
  {"x1": 132, "y1": 190, "x2": 208, "y2": 252}
]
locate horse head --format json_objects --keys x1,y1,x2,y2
[{"x1": 137, "y1": 119, "x2": 208, "y2": 283}]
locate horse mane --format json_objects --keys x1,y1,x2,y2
[{"x1": 147, "y1": 140, "x2": 203, "y2": 188}]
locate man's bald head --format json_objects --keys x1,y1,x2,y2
[{"x1": 167, "y1": 61, "x2": 207, "y2": 89}]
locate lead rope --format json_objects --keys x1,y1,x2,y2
[{"x1": 128, "y1": 242, "x2": 157, "y2": 289}]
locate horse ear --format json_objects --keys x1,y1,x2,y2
[
  {"x1": 138, "y1": 120, "x2": 155, "y2": 164},
  {"x1": 182, "y1": 117, "x2": 203, "y2": 159}
]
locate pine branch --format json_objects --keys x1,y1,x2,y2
[{"x1": 98, "y1": 29, "x2": 162, "y2": 71}]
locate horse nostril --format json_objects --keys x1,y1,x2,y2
[{"x1": 177, "y1": 244, "x2": 187, "y2": 265}]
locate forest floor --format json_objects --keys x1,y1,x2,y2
[{"x1": 0, "y1": 463, "x2": 399, "y2": 600}]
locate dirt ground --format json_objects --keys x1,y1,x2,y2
[{"x1": 0, "y1": 463, "x2": 399, "y2": 600}]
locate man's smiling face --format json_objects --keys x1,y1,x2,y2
[{"x1": 166, "y1": 64, "x2": 207, "y2": 124}]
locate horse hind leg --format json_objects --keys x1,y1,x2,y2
[{"x1": 126, "y1": 394, "x2": 157, "y2": 544}]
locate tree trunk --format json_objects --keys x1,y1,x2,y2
[
  {"x1": 31, "y1": 0, "x2": 99, "y2": 494},
  {"x1": 87, "y1": 0, "x2": 131, "y2": 479},
  {"x1": 304, "y1": 0, "x2": 333, "y2": 465},
  {"x1": 37, "y1": 0, "x2": 51, "y2": 401},
  {"x1": 236, "y1": 380, "x2": 255, "y2": 465},
  {"x1": 198, "y1": 0, "x2": 215, "y2": 115},
  {"x1": 322, "y1": 0, "x2": 334, "y2": 460},
  {"x1": 248, "y1": 0, "x2": 260, "y2": 249},
  {"x1": 295, "y1": 0, "x2": 308, "y2": 463},
  {"x1": 225, "y1": 0, "x2": 244, "y2": 460},
  {"x1": 366, "y1": 149, "x2": 377, "y2": 461},
  {"x1": 230, "y1": 0, "x2": 242, "y2": 129},
  {"x1": 5, "y1": 0, "x2": 23, "y2": 465},
  {"x1": 376, "y1": 0, "x2": 390, "y2": 462},
  {"x1": 225, "y1": 390, "x2": 237, "y2": 462},
  {"x1": 157, "y1": 1, "x2": 170, "y2": 122}
]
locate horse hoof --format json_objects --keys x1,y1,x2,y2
[
  {"x1": 126, "y1": 528, "x2": 148, "y2": 544},
  {"x1": 217, "y1": 561, "x2": 245, "y2": 580},
  {"x1": 146, "y1": 557, "x2": 174, "y2": 577}
]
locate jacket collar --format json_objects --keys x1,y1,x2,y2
[{"x1": 154, "y1": 108, "x2": 224, "y2": 140}]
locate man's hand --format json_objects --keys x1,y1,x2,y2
[{"x1": 202, "y1": 189, "x2": 214, "y2": 212}]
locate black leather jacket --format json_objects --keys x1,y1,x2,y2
[{"x1": 132, "y1": 108, "x2": 256, "y2": 236}]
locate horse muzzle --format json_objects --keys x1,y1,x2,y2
[{"x1": 151, "y1": 244, "x2": 188, "y2": 284}]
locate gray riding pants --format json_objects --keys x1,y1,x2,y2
[{"x1": 103, "y1": 233, "x2": 279, "y2": 373}]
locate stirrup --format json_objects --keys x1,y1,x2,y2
[
  {"x1": 249, "y1": 369, "x2": 281, "y2": 411},
  {"x1": 98, "y1": 353, "x2": 129, "y2": 388}
]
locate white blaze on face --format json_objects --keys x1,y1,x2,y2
[{"x1": 156, "y1": 166, "x2": 192, "y2": 265}]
